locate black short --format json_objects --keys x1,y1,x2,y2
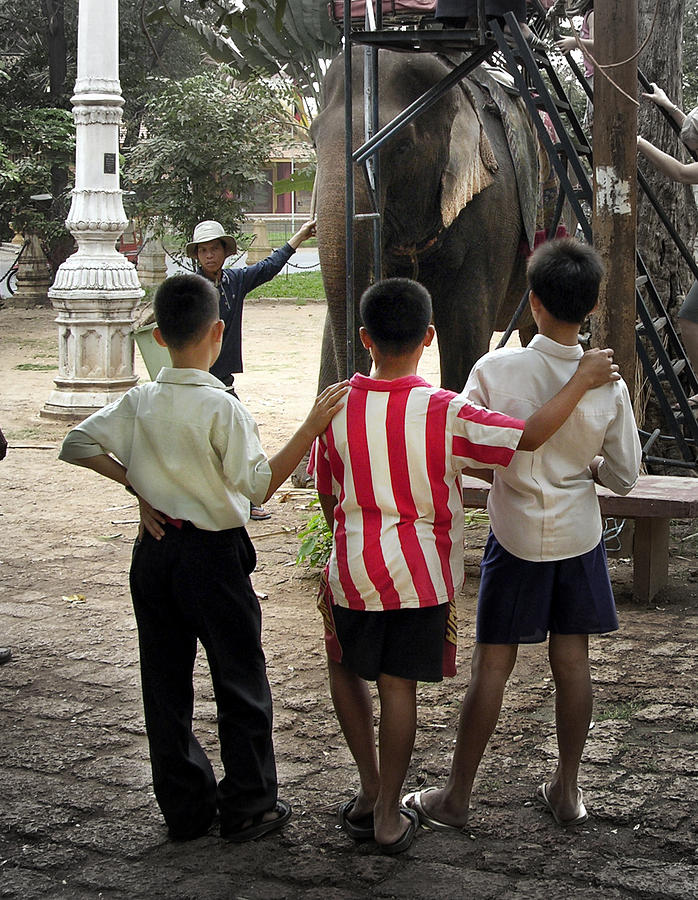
[{"x1": 330, "y1": 603, "x2": 450, "y2": 682}]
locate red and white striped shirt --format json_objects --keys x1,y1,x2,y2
[{"x1": 312, "y1": 373, "x2": 524, "y2": 611}]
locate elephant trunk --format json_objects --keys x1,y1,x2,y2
[{"x1": 316, "y1": 149, "x2": 374, "y2": 390}]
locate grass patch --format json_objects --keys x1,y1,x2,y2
[
  {"x1": 594, "y1": 700, "x2": 644, "y2": 722},
  {"x1": 246, "y1": 271, "x2": 325, "y2": 300},
  {"x1": 15, "y1": 363, "x2": 58, "y2": 371}
]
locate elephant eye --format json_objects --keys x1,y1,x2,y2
[{"x1": 393, "y1": 138, "x2": 413, "y2": 156}]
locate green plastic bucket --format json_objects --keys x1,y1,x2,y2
[{"x1": 133, "y1": 323, "x2": 171, "y2": 380}]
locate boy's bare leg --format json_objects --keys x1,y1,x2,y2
[
  {"x1": 410, "y1": 643, "x2": 517, "y2": 827},
  {"x1": 327, "y1": 658, "x2": 379, "y2": 818},
  {"x1": 374, "y1": 673, "x2": 418, "y2": 845},
  {"x1": 545, "y1": 633, "x2": 592, "y2": 819}
]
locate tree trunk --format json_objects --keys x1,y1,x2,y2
[
  {"x1": 41, "y1": 0, "x2": 67, "y2": 104},
  {"x1": 637, "y1": 0, "x2": 698, "y2": 312}
]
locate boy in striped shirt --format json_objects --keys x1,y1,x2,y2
[{"x1": 311, "y1": 277, "x2": 619, "y2": 853}]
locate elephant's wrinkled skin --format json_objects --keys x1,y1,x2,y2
[{"x1": 312, "y1": 48, "x2": 540, "y2": 393}]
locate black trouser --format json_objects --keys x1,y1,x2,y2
[{"x1": 129, "y1": 522, "x2": 277, "y2": 837}]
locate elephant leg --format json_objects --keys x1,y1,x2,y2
[{"x1": 432, "y1": 281, "x2": 498, "y2": 393}]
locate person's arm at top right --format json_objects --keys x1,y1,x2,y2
[
  {"x1": 517, "y1": 347, "x2": 620, "y2": 451},
  {"x1": 555, "y1": 10, "x2": 593, "y2": 55},
  {"x1": 641, "y1": 82, "x2": 686, "y2": 129},
  {"x1": 637, "y1": 136, "x2": 698, "y2": 184}
]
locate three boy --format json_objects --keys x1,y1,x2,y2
[{"x1": 60, "y1": 236, "x2": 639, "y2": 848}]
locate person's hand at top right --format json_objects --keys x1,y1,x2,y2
[{"x1": 641, "y1": 82, "x2": 672, "y2": 110}]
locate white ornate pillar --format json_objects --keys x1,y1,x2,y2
[{"x1": 42, "y1": 0, "x2": 143, "y2": 419}]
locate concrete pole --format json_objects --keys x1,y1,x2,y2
[
  {"x1": 591, "y1": 0, "x2": 638, "y2": 397},
  {"x1": 41, "y1": 0, "x2": 143, "y2": 419}
]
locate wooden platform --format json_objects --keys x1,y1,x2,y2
[{"x1": 461, "y1": 474, "x2": 698, "y2": 603}]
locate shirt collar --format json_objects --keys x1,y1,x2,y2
[
  {"x1": 349, "y1": 373, "x2": 431, "y2": 392},
  {"x1": 155, "y1": 367, "x2": 228, "y2": 389},
  {"x1": 528, "y1": 333, "x2": 584, "y2": 360}
]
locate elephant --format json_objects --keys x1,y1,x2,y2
[{"x1": 312, "y1": 46, "x2": 547, "y2": 395}]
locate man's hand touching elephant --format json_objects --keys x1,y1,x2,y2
[{"x1": 288, "y1": 219, "x2": 317, "y2": 249}]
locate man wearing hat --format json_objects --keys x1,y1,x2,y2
[{"x1": 186, "y1": 218, "x2": 316, "y2": 519}]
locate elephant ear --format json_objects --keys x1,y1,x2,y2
[{"x1": 440, "y1": 98, "x2": 498, "y2": 229}]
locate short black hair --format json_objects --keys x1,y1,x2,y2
[
  {"x1": 360, "y1": 278, "x2": 432, "y2": 355},
  {"x1": 527, "y1": 238, "x2": 604, "y2": 324},
  {"x1": 153, "y1": 274, "x2": 219, "y2": 350}
]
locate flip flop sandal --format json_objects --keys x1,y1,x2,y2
[
  {"x1": 222, "y1": 799, "x2": 292, "y2": 843},
  {"x1": 337, "y1": 796, "x2": 375, "y2": 841},
  {"x1": 402, "y1": 788, "x2": 469, "y2": 834},
  {"x1": 536, "y1": 783, "x2": 588, "y2": 827},
  {"x1": 250, "y1": 506, "x2": 272, "y2": 521},
  {"x1": 377, "y1": 807, "x2": 419, "y2": 855}
]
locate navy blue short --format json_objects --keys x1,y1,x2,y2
[
  {"x1": 476, "y1": 531, "x2": 618, "y2": 644},
  {"x1": 329, "y1": 602, "x2": 451, "y2": 682}
]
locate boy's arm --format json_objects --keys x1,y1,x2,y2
[
  {"x1": 318, "y1": 492, "x2": 337, "y2": 532},
  {"x1": 518, "y1": 348, "x2": 620, "y2": 451},
  {"x1": 590, "y1": 383, "x2": 642, "y2": 495},
  {"x1": 263, "y1": 381, "x2": 348, "y2": 501},
  {"x1": 67, "y1": 451, "x2": 167, "y2": 539}
]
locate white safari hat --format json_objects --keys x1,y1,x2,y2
[
  {"x1": 185, "y1": 220, "x2": 237, "y2": 259},
  {"x1": 680, "y1": 107, "x2": 698, "y2": 153}
]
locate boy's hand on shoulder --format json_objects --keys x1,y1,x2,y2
[
  {"x1": 302, "y1": 381, "x2": 350, "y2": 439},
  {"x1": 576, "y1": 348, "x2": 620, "y2": 389}
]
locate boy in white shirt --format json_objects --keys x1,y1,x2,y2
[
  {"x1": 60, "y1": 274, "x2": 347, "y2": 842},
  {"x1": 404, "y1": 238, "x2": 641, "y2": 830}
]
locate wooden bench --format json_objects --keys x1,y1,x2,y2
[{"x1": 461, "y1": 474, "x2": 698, "y2": 603}]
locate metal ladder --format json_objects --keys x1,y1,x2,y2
[
  {"x1": 491, "y1": 11, "x2": 697, "y2": 471},
  {"x1": 341, "y1": 3, "x2": 698, "y2": 471}
]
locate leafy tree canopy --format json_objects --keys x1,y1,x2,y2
[
  {"x1": 148, "y1": 0, "x2": 340, "y2": 106},
  {"x1": 683, "y1": 0, "x2": 698, "y2": 108},
  {"x1": 123, "y1": 65, "x2": 300, "y2": 252}
]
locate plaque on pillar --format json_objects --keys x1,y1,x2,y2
[{"x1": 41, "y1": 0, "x2": 143, "y2": 420}]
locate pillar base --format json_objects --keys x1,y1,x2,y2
[{"x1": 40, "y1": 380, "x2": 138, "y2": 420}]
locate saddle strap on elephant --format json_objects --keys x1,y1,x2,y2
[{"x1": 329, "y1": 0, "x2": 436, "y2": 25}]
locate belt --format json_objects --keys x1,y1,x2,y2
[{"x1": 163, "y1": 514, "x2": 184, "y2": 529}]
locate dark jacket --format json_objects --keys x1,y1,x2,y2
[{"x1": 203, "y1": 243, "x2": 295, "y2": 384}]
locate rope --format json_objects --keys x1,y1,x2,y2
[
  {"x1": 284, "y1": 257, "x2": 320, "y2": 270},
  {"x1": 560, "y1": 0, "x2": 661, "y2": 109}
]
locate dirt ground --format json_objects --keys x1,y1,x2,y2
[{"x1": 1, "y1": 300, "x2": 697, "y2": 900}]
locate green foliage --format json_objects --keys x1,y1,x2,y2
[
  {"x1": 0, "y1": 105, "x2": 75, "y2": 268},
  {"x1": 273, "y1": 161, "x2": 316, "y2": 195},
  {"x1": 683, "y1": 0, "x2": 698, "y2": 108},
  {"x1": 149, "y1": 0, "x2": 340, "y2": 106},
  {"x1": 246, "y1": 271, "x2": 325, "y2": 299},
  {"x1": 296, "y1": 499, "x2": 333, "y2": 568},
  {"x1": 123, "y1": 66, "x2": 297, "y2": 248}
]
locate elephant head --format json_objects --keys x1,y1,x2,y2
[{"x1": 311, "y1": 47, "x2": 539, "y2": 392}]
